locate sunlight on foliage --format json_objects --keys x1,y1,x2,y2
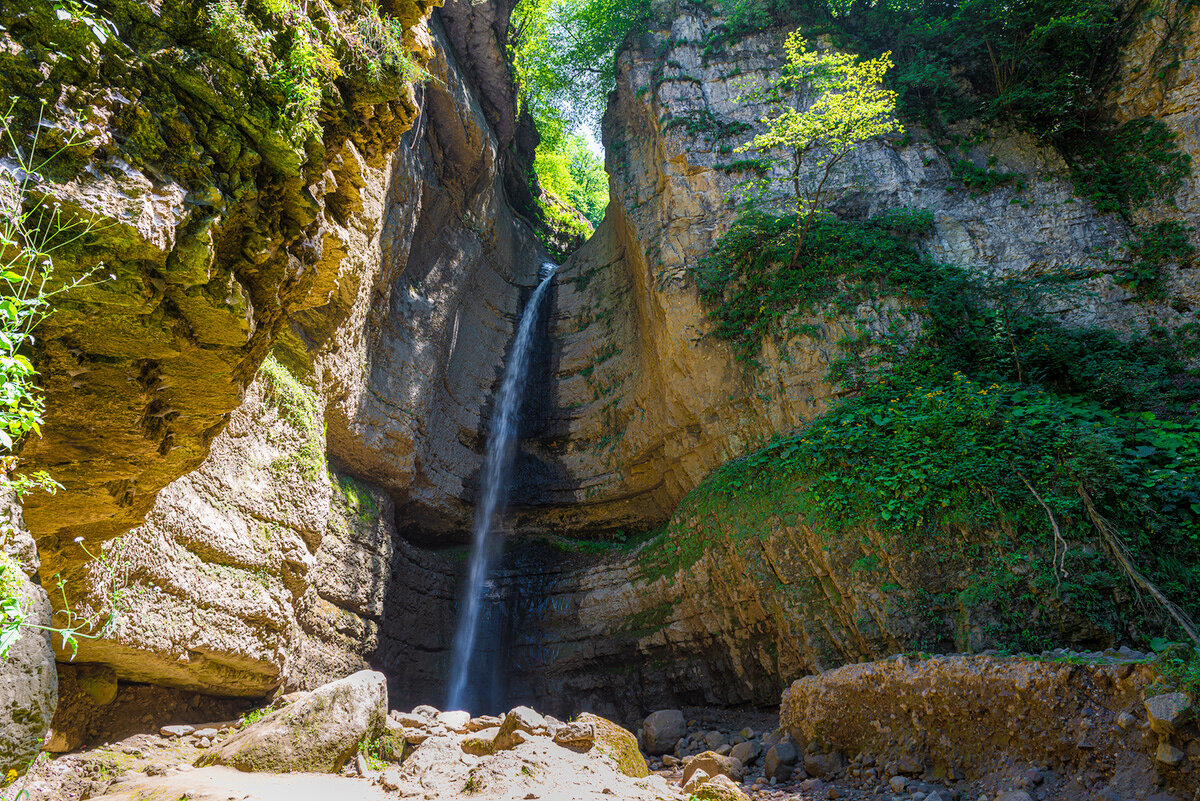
[{"x1": 737, "y1": 31, "x2": 901, "y2": 263}]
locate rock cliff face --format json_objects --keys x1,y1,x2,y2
[
  {"x1": 0, "y1": 0, "x2": 437, "y2": 610},
  {"x1": 42, "y1": 0, "x2": 558, "y2": 695},
  {"x1": 1114, "y1": 0, "x2": 1200, "y2": 245},
  {"x1": 511, "y1": 6, "x2": 1200, "y2": 536}
]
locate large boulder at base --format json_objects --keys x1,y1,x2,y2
[
  {"x1": 577, "y1": 713, "x2": 648, "y2": 778},
  {"x1": 779, "y1": 653, "x2": 1192, "y2": 797},
  {"x1": 198, "y1": 670, "x2": 387, "y2": 772},
  {"x1": 0, "y1": 551, "x2": 57, "y2": 774},
  {"x1": 642, "y1": 709, "x2": 685, "y2": 755}
]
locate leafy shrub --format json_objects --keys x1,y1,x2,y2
[
  {"x1": 1119, "y1": 220, "x2": 1197, "y2": 297},
  {"x1": 692, "y1": 208, "x2": 939, "y2": 362}
]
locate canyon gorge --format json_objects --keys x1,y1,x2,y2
[{"x1": 0, "y1": 0, "x2": 1199, "y2": 798}]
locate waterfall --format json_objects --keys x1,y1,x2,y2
[{"x1": 445, "y1": 262, "x2": 557, "y2": 711}]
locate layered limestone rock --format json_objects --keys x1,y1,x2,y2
[
  {"x1": 48, "y1": 0, "x2": 555, "y2": 692},
  {"x1": 503, "y1": 7, "x2": 1200, "y2": 536},
  {"x1": 0, "y1": 0, "x2": 438, "y2": 625},
  {"x1": 780, "y1": 653, "x2": 1198, "y2": 797},
  {"x1": 1113, "y1": 0, "x2": 1200, "y2": 244},
  {"x1": 55, "y1": 351, "x2": 467, "y2": 696}
]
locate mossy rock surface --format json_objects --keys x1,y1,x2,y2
[
  {"x1": 197, "y1": 670, "x2": 387, "y2": 773},
  {"x1": 576, "y1": 713, "x2": 648, "y2": 778}
]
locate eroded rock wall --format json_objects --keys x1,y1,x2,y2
[
  {"x1": 1, "y1": 0, "x2": 438, "y2": 617},
  {"x1": 510, "y1": 7, "x2": 1200, "y2": 536},
  {"x1": 48, "y1": 1, "x2": 556, "y2": 693}
]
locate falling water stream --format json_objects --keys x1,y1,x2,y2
[{"x1": 445, "y1": 262, "x2": 557, "y2": 711}]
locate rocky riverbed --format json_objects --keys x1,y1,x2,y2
[{"x1": 8, "y1": 651, "x2": 1197, "y2": 801}]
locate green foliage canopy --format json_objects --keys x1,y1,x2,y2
[{"x1": 509, "y1": 0, "x2": 650, "y2": 230}]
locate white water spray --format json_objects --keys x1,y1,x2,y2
[{"x1": 445, "y1": 262, "x2": 557, "y2": 710}]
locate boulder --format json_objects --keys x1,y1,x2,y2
[
  {"x1": 75, "y1": 664, "x2": 118, "y2": 706},
  {"x1": 461, "y1": 727, "x2": 500, "y2": 756},
  {"x1": 391, "y1": 712, "x2": 428, "y2": 728},
  {"x1": 468, "y1": 715, "x2": 501, "y2": 732},
  {"x1": 577, "y1": 713, "x2": 648, "y2": 778},
  {"x1": 803, "y1": 750, "x2": 844, "y2": 778},
  {"x1": 683, "y1": 768, "x2": 711, "y2": 794},
  {"x1": 436, "y1": 710, "x2": 470, "y2": 732},
  {"x1": 197, "y1": 670, "x2": 387, "y2": 773},
  {"x1": 1155, "y1": 742, "x2": 1185, "y2": 767},
  {"x1": 495, "y1": 706, "x2": 550, "y2": 749},
  {"x1": 411, "y1": 705, "x2": 439, "y2": 719},
  {"x1": 1144, "y1": 693, "x2": 1192, "y2": 736},
  {"x1": 642, "y1": 709, "x2": 686, "y2": 755},
  {"x1": 683, "y1": 750, "x2": 743, "y2": 785},
  {"x1": 705, "y1": 730, "x2": 729, "y2": 750},
  {"x1": 729, "y1": 740, "x2": 760, "y2": 766},
  {"x1": 764, "y1": 742, "x2": 798, "y2": 780}
]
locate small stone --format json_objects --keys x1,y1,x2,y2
[
  {"x1": 890, "y1": 776, "x2": 909, "y2": 793},
  {"x1": 1115, "y1": 712, "x2": 1135, "y2": 730},
  {"x1": 662, "y1": 754, "x2": 679, "y2": 767},
  {"x1": 356, "y1": 752, "x2": 369, "y2": 776},
  {"x1": 1155, "y1": 742, "x2": 1185, "y2": 767},
  {"x1": 738, "y1": 728, "x2": 754, "y2": 740},
  {"x1": 684, "y1": 768, "x2": 712, "y2": 794},
  {"x1": 897, "y1": 755, "x2": 924, "y2": 775},
  {"x1": 1145, "y1": 693, "x2": 1193, "y2": 736},
  {"x1": 730, "y1": 740, "x2": 760, "y2": 766},
  {"x1": 159, "y1": 725, "x2": 194, "y2": 738},
  {"x1": 193, "y1": 728, "x2": 219, "y2": 739},
  {"x1": 716, "y1": 744, "x2": 732, "y2": 756},
  {"x1": 828, "y1": 788, "x2": 841, "y2": 799},
  {"x1": 995, "y1": 792, "x2": 1034, "y2": 801},
  {"x1": 411, "y1": 705, "x2": 439, "y2": 719},
  {"x1": 196, "y1": 737, "x2": 211, "y2": 748}
]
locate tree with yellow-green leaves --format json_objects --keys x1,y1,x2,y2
[{"x1": 738, "y1": 31, "x2": 901, "y2": 266}]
